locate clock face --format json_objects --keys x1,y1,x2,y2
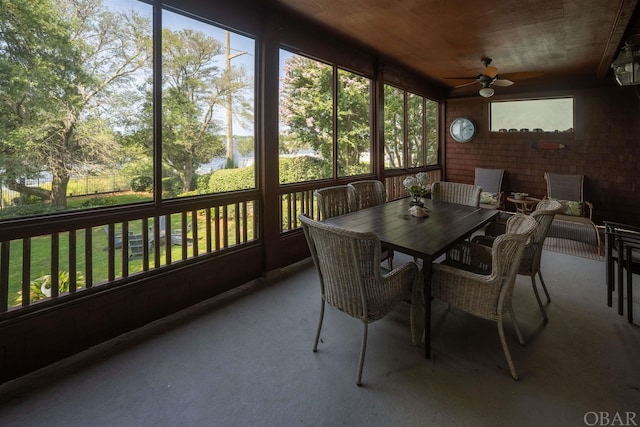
[{"x1": 450, "y1": 117, "x2": 476, "y2": 143}]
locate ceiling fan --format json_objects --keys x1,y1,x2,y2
[{"x1": 445, "y1": 58, "x2": 514, "y2": 97}]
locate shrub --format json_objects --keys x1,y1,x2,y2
[
  {"x1": 130, "y1": 175, "x2": 153, "y2": 192},
  {"x1": 162, "y1": 176, "x2": 183, "y2": 198},
  {"x1": 80, "y1": 196, "x2": 118, "y2": 208},
  {"x1": 0, "y1": 203, "x2": 59, "y2": 219},
  {"x1": 15, "y1": 271, "x2": 86, "y2": 305},
  {"x1": 209, "y1": 165, "x2": 255, "y2": 193},
  {"x1": 279, "y1": 156, "x2": 330, "y2": 184},
  {"x1": 196, "y1": 173, "x2": 213, "y2": 192}
]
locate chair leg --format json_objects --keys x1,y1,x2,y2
[
  {"x1": 497, "y1": 319, "x2": 519, "y2": 381},
  {"x1": 509, "y1": 306, "x2": 526, "y2": 346},
  {"x1": 356, "y1": 322, "x2": 368, "y2": 386},
  {"x1": 410, "y1": 301, "x2": 419, "y2": 345},
  {"x1": 313, "y1": 300, "x2": 325, "y2": 352},
  {"x1": 538, "y1": 270, "x2": 551, "y2": 302},
  {"x1": 530, "y1": 275, "x2": 549, "y2": 323}
]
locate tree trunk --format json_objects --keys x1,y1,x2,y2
[
  {"x1": 182, "y1": 159, "x2": 194, "y2": 192},
  {"x1": 51, "y1": 169, "x2": 70, "y2": 209},
  {"x1": 5, "y1": 181, "x2": 52, "y2": 201}
]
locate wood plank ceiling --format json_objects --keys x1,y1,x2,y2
[{"x1": 273, "y1": 0, "x2": 640, "y2": 97}]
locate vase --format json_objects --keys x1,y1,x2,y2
[{"x1": 410, "y1": 195, "x2": 424, "y2": 207}]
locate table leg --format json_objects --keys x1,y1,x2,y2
[
  {"x1": 422, "y1": 257, "x2": 432, "y2": 359},
  {"x1": 626, "y1": 246, "x2": 633, "y2": 324},
  {"x1": 606, "y1": 233, "x2": 613, "y2": 307},
  {"x1": 618, "y1": 239, "x2": 625, "y2": 316}
]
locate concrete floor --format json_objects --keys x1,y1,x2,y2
[{"x1": 0, "y1": 250, "x2": 638, "y2": 427}]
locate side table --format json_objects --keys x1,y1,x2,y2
[{"x1": 507, "y1": 196, "x2": 541, "y2": 214}]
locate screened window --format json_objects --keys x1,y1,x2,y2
[
  {"x1": 161, "y1": 9, "x2": 256, "y2": 198},
  {"x1": 0, "y1": 0, "x2": 153, "y2": 218},
  {"x1": 384, "y1": 85, "x2": 405, "y2": 169},
  {"x1": 0, "y1": 1, "x2": 256, "y2": 219},
  {"x1": 384, "y1": 85, "x2": 438, "y2": 170},
  {"x1": 278, "y1": 50, "x2": 372, "y2": 184}
]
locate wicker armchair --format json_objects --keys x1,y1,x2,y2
[
  {"x1": 471, "y1": 200, "x2": 564, "y2": 322},
  {"x1": 299, "y1": 214, "x2": 419, "y2": 386},
  {"x1": 348, "y1": 180, "x2": 394, "y2": 268},
  {"x1": 432, "y1": 214, "x2": 537, "y2": 380},
  {"x1": 348, "y1": 180, "x2": 386, "y2": 210},
  {"x1": 313, "y1": 185, "x2": 356, "y2": 220},
  {"x1": 475, "y1": 167, "x2": 505, "y2": 210},
  {"x1": 446, "y1": 213, "x2": 537, "y2": 273},
  {"x1": 431, "y1": 181, "x2": 482, "y2": 208}
]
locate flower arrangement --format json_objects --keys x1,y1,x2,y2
[{"x1": 403, "y1": 172, "x2": 431, "y2": 206}]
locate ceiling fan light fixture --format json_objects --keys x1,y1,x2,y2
[
  {"x1": 611, "y1": 43, "x2": 640, "y2": 86},
  {"x1": 479, "y1": 87, "x2": 494, "y2": 97}
]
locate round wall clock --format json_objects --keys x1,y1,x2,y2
[{"x1": 450, "y1": 117, "x2": 477, "y2": 143}]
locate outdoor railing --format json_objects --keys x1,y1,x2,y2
[
  {"x1": 0, "y1": 195, "x2": 259, "y2": 314},
  {"x1": 2, "y1": 170, "x2": 443, "y2": 314},
  {"x1": 279, "y1": 169, "x2": 442, "y2": 233}
]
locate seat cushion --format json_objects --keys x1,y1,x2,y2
[
  {"x1": 480, "y1": 191, "x2": 498, "y2": 205},
  {"x1": 549, "y1": 198, "x2": 583, "y2": 216}
]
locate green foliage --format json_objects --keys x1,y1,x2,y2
[
  {"x1": 280, "y1": 56, "x2": 333, "y2": 162},
  {"x1": 158, "y1": 28, "x2": 231, "y2": 192},
  {"x1": 336, "y1": 69, "x2": 372, "y2": 176},
  {"x1": 384, "y1": 85, "x2": 405, "y2": 168},
  {"x1": 279, "y1": 54, "x2": 373, "y2": 180},
  {"x1": 162, "y1": 176, "x2": 183, "y2": 198},
  {"x1": 80, "y1": 197, "x2": 118, "y2": 208},
  {"x1": 279, "y1": 156, "x2": 330, "y2": 184},
  {"x1": 209, "y1": 166, "x2": 255, "y2": 193},
  {"x1": 131, "y1": 176, "x2": 153, "y2": 192},
  {"x1": 196, "y1": 173, "x2": 213, "y2": 192},
  {"x1": 0, "y1": 203, "x2": 59, "y2": 219},
  {"x1": 0, "y1": 0, "x2": 153, "y2": 209},
  {"x1": 236, "y1": 136, "x2": 255, "y2": 157},
  {"x1": 384, "y1": 85, "x2": 439, "y2": 168},
  {"x1": 15, "y1": 271, "x2": 86, "y2": 305},
  {"x1": 224, "y1": 158, "x2": 237, "y2": 169}
]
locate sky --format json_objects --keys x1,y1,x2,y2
[{"x1": 109, "y1": 0, "x2": 256, "y2": 136}]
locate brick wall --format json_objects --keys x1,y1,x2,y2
[{"x1": 444, "y1": 87, "x2": 640, "y2": 225}]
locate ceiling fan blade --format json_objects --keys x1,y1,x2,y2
[
  {"x1": 443, "y1": 76, "x2": 479, "y2": 80},
  {"x1": 499, "y1": 71, "x2": 544, "y2": 81},
  {"x1": 454, "y1": 80, "x2": 479, "y2": 88},
  {"x1": 492, "y1": 78, "x2": 514, "y2": 87}
]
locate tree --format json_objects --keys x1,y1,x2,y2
[
  {"x1": 0, "y1": 0, "x2": 152, "y2": 208},
  {"x1": 158, "y1": 28, "x2": 243, "y2": 192},
  {"x1": 383, "y1": 85, "x2": 404, "y2": 169},
  {"x1": 279, "y1": 55, "x2": 333, "y2": 179},
  {"x1": 336, "y1": 69, "x2": 371, "y2": 176},
  {"x1": 280, "y1": 55, "x2": 372, "y2": 179}
]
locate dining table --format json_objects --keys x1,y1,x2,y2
[{"x1": 322, "y1": 197, "x2": 500, "y2": 358}]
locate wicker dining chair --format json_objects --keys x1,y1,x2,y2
[
  {"x1": 432, "y1": 214, "x2": 537, "y2": 380},
  {"x1": 299, "y1": 214, "x2": 419, "y2": 386},
  {"x1": 348, "y1": 180, "x2": 394, "y2": 269},
  {"x1": 472, "y1": 199, "x2": 564, "y2": 322},
  {"x1": 431, "y1": 181, "x2": 482, "y2": 208},
  {"x1": 348, "y1": 180, "x2": 386, "y2": 210},
  {"x1": 313, "y1": 185, "x2": 356, "y2": 220}
]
